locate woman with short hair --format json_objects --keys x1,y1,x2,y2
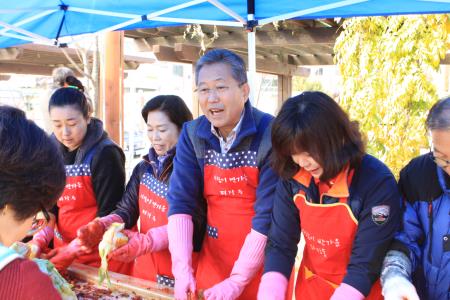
[
  {"x1": 0, "y1": 105, "x2": 66, "y2": 299},
  {"x1": 258, "y1": 91, "x2": 401, "y2": 300},
  {"x1": 77, "y1": 95, "x2": 194, "y2": 288}
]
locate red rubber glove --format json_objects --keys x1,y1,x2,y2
[
  {"x1": 44, "y1": 239, "x2": 84, "y2": 271},
  {"x1": 77, "y1": 214, "x2": 123, "y2": 252}
]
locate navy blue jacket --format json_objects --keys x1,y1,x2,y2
[
  {"x1": 167, "y1": 100, "x2": 278, "y2": 236},
  {"x1": 264, "y1": 155, "x2": 401, "y2": 296},
  {"x1": 392, "y1": 153, "x2": 450, "y2": 300}
]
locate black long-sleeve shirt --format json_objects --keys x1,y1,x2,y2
[{"x1": 62, "y1": 145, "x2": 125, "y2": 217}]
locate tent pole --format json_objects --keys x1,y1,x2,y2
[
  {"x1": 248, "y1": 28, "x2": 256, "y2": 104},
  {"x1": 247, "y1": 0, "x2": 256, "y2": 104}
]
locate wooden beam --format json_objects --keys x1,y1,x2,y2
[
  {"x1": 139, "y1": 27, "x2": 338, "y2": 49},
  {"x1": 174, "y1": 43, "x2": 202, "y2": 62},
  {"x1": 100, "y1": 31, "x2": 124, "y2": 146},
  {"x1": 289, "y1": 54, "x2": 334, "y2": 66},
  {"x1": 152, "y1": 44, "x2": 311, "y2": 75},
  {"x1": 152, "y1": 45, "x2": 182, "y2": 62},
  {"x1": 0, "y1": 48, "x2": 23, "y2": 60},
  {"x1": 0, "y1": 63, "x2": 54, "y2": 75}
]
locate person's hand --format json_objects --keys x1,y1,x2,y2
[
  {"x1": 174, "y1": 271, "x2": 196, "y2": 300},
  {"x1": 382, "y1": 276, "x2": 420, "y2": 300},
  {"x1": 257, "y1": 272, "x2": 288, "y2": 300},
  {"x1": 108, "y1": 230, "x2": 153, "y2": 262},
  {"x1": 168, "y1": 214, "x2": 196, "y2": 300},
  {"x1": 29, "y1": 225, "x2": 54, "y2": 258},
  {"x1": 330, "y1": 283, "x2": 364, "y2": 300},
  {"x1": 43, "y1": 239, "x2": 84, "y2": 271},
  {"x1": 204, "y1": 278, "x2": 242, "y2": 300},
  {"x1": 205, "y1": 229, "x2": 267, "y2": 300},
  {"x1": 26, "y1": 241, "x2": 45, "y2": 258},
  {"x1": 77, "y1": 218, "x2": 107, "y2": 252}
]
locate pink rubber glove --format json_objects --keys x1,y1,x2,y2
[
  {"x1": 204, "y1": 229, "x2": 267, "y2": 300},
  {"x1": 257, "y1": 272, "x2": 288, "y2": 300},
  {"x1": 77, "y1": 214, "x2": 123, "y2": 251},
  {"x1": 109, "y1": 225, "x2": 168, "y2": 262},
  {"x1": 44, "y1": 238, "x2": 85, "y2": 271},
  {"x1": 168, "y1": 214, "x2": 196, "y2": 300},
  {"x1": 29, "y1": 225, "x2": 54, "y2": 257},
  {"x1": 330, "y1": 283, "x2": 364, "y2": 300}
]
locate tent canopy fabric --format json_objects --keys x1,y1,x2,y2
[{"x1": 0, "y1": 0, "x2": 449, "y2": 49}]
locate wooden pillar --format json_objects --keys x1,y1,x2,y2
[
  {"x1": 277, "y1": 74, "x2": 292, "y2": 112},
  {"x1": 99, "y1": 31, "x2": 124, "y2": 146}
]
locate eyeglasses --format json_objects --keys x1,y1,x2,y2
[
  {"x1": 27, "y1": 205, "x2": 50, "y2": 236},
  {"x1": 430, "y1": 152, "x2": 450, "y2": 168},
  {"x1": 196, "y1": 86, "x2": 230, "y2": 97},
  {"x1": 195, "y1": 82, "x2": 246, "y2": 97}
]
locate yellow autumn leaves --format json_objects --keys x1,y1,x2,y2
[{"x1": 334, "y1": 14, "x2": 450, "y2": 177}]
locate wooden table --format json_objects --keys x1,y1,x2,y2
[{"x1": 67, "y1": 263, "x2": 174, "y2": 299}]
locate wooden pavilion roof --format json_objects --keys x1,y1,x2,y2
[{"x1": 125, "y1": 19, "x2": 341, "y2": 76}]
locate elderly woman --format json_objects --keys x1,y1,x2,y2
[{"x1": 0, "y1": 106, "x2": 66, "y2": 299}]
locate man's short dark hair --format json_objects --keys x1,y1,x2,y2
[
  {"x1": 195, "y1": 48, "x2": 247, "y2": 86},
  {"x1": 0, "y1": 106, "x2": 65, "y2": 220}
]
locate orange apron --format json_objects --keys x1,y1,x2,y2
[
  {"x1": 293, "y1": 168, "x2": 382, "y2": 300},
  {"x1": 196, "y1": 149, "x2": 261, "y2": 299},
  {"x1": 133, "y1": 172, "x2": 174, "y2": 286},
  {"x1": 55, "y1": 161, "x2": 132, "y2": 274}
]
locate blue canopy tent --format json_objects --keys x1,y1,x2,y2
[
  {"x1": 2, "y1": 1, "x2": 450, "y2": 48},
  {"x1": 1, "y1": 0, "x2": 449, "y2": 94}
]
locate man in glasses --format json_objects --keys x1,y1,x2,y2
[
  {"x1": 0, "y1": 105, "x2": 66, "y2": 299},
  {"x1": 166, "y1": 49, "x2": 279, "y2": 299},
  {"x1": 381, "y1": 97, "x2": 450, "y2": 300}
]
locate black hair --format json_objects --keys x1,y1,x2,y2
[
  {"x1": 271, "y1": 91, "x2": 365, "y2": 181},
  {"x1": 48, "y1": 79, "x2": 90, "y2": 119},
  {"x1": 141, "y1": 95, "x2": 193, "y2": 130},
  {"x1": 64, "y1": 75, "x2": 85, "y2": 92},
  {"x1": 0, "y1": 106, "x2": 65, "y2": 221}
]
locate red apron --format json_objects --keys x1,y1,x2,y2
[
  {"x1": 195, "y1": 149, "x2": 261, "y2": 299},
  {"x1": 132, "y1": 172, "x2": 174, "y2": 286},
  {"x1": 293, "y1": 168, "x2": 382, "y2": 300},
  {"x1": 55, "y1": 162, "x2": 132, "y2": 274}
]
